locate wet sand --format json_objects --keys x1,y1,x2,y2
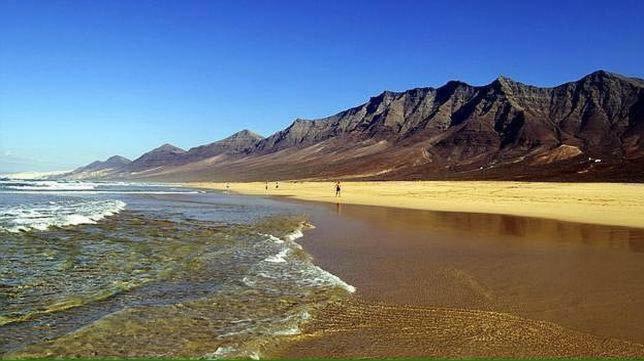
[
  {"x1": 189, "y1": 181, "x2": 644, "y2": 228},
  {"x1": 269, "y1": 201, "x2": 644, "y2": 358}
]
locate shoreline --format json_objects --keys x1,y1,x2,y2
[
  {"x1": 183, "y1": 181, "x2": 644, "y2": 357},
  {"x1": 264, "y1": 199, "x2": 644, "y2": 358},
  {"x1": 188, "y1": 181, "x2": 644, "y2": 229}
]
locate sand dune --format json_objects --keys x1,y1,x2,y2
[{"x1": 189, "y1": 181, "x2": 644, "y2": 228}]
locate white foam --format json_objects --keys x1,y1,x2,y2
[
  {"x1": 272, "y1": 325, "x2": 300, "y2": 336},
  {"x1": 1, "y1": 170, "x2": 71, "y2": 180},
  {"x1": 271, "y1": 310, "x2": 310, "y2": 336},
  {"x1": 310, "y1": 265, "x2": 357, "y2": 293},
  {"x1": 229, "y1": 318, "x2": 252, "y2": 324},
  {"x1": 258, "y1": 233, "x2": 284, "y2": 244},
  {"x1": 283, "y1": 229, "x2": 303, "y2": 241},
  {"x1": 208, "y1": 223, "x2": 356, "y2": 360},
  {"x1": 210, "y1": 346, "x2": 260, "y2": 360},
  {"x1": 2, "y1": 180, "x2": 97, "y2": 191},
  {"x1": 0, "y1": 180, "x2": 196, "y2": 194},
  {"x1": 211, "y1": 345, "x2": 237, "y2": 357},
  {"x1": 241, "y1": 276, "x2": 256, "y2": 287},
  {"x1": 0, "y1": 190, "x2": 199, "y2": 195},
  {"x1": 0, "y1": 199, "x2": 126, "y2": 233},
  {"x1": 256, "y1": 225, "x2": 356, "y2": 293},
  {"x1": 263, "y1": 248, "x2": 290, "y2": 263}
]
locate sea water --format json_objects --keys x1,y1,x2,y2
[{"x1": 0, "y1": 180, "x2": 354, "y2": 358}]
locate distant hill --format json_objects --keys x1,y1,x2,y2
[
  {"x1": 64, "y1": 155, "x2": 131, "y2": 179},
  {"x1": 184, "y1": 130, "x2": 263, "y2": 160},
  {"x1": 66, "y1": 70, "x2": 644, "y2": 182}
]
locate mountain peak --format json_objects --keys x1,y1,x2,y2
[
  {"x1": 490, "y1": 74, "x2": 521, "y2": 88},
  {"x1": 495, "y1": 74, "x2": 513, "y2": 83},
  {"x1": 69, "y1": 155, "x2": 131, "y2": 175},
  {"x1": 580, "y1": 69, "x2": 620, "y2": 82},
  {"x1": 152, "y1": 143, "x2": 186, "y2": 153},
  {"x1": 370, "y1": 90, "x2": 397, "y2": 101},
  {"x1": 574, "y1": 69, "x2": 644, "y2": 88},
  {"x1": 185, "y1": 130, "x2": 263, "y2": 159},
  {"x1": 589, "y1": 69, "x2": 614, "y2": 77},
  {"x1": 227, "y1": 129, "x2": 263, "y2": 140},
  {"x1": 105, "y1": 155, "x2": 131, "y2": 164},
  {"x1": 443, "y1": 80, "x2": 468, "y2": 88}
]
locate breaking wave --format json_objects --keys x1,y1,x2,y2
[
  {"x1": 0, "y1": 199, "x2": 126, "y2": 233},
  {"x1": 0, "y1": 180, "x2": 97, "y2": 191}
]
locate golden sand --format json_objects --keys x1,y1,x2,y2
[
  {"x1": 189, "y1": 181, "x2": 644, "y2": 228},
  {"x1": 269, "y1": 202, "x2": 644, "y2": 358}
]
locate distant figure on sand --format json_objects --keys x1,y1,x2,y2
[
  {"x1": 275, "y1": 181, "x2": 279, "y2": 189},
  {"x1": 335, "y1": 181, "x2": 341, "y2": 197},
  {"x1": 265, "y1": 181, "x2": 269, "y2": 192},
  {"x1": 226, "y1": 183, "x2": 230, "y2": 191}
]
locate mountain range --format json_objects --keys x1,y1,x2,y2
[{"x1": 64, "y1": 70, "x2": 644, "y2": 182}]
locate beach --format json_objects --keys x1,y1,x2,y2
[
  {"x1": 190, "y1": 181, "x2": 644, "y2": 357},
  {"x1": 3, "y1": 180, "x2": 644, "y2": 358},
  {"x1": 275, "y1": 201, "x2": 644, "y2": 358},
  {"x1": 190, "y1": 181, "x2": 644, "y2": 229}
]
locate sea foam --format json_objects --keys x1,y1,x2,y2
[
  {"x1": 0, "y1": 199, "x2": 126, "y2": 233},
  {"x1": 212, "y1": 224, "x2": 356, "y2": 359},
  {"x1": 2, "y1": 180, "x2": 97, "y2": 191}
]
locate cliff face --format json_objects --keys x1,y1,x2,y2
[{"x1": 69, "y1": 70, "x2": 644, "y2": 182}]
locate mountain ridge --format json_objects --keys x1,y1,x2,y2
[
  {"x1": 65, "y1": 155, "x2": 132, "y2": 179},
  {"x1": 63, "y1": 70, "x2": 644, "y2": 182}
]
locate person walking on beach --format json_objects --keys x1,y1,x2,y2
[
  {"x1": 335, "y1": 181, "x2": 341, "y2": 197},
  {"x1": 275, "y1": 181, "x2": 279, "y2": 189},
  {"x1": 265, "y1": 181, "x2": 269, "y2": 192}
]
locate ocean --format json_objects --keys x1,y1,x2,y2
[{"x1": 0, "y1": 180, "x2": 355, "y2": 358}]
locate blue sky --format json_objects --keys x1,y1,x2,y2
[{"x1": 1, "y1": 0, "x2": 643, "y2": 172}]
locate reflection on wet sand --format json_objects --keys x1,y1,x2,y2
[
  {"x1": 278, "y1": 201, "x2": 644, "y2": 358},
  {"x1": 354, "y1": 205, "x2": 644, "y2": 252}
]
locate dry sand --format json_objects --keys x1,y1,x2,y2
[{"x1": 189, "y1": 181, "x2": 644, "y2": 228}]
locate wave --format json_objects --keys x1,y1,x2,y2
[
  {"x1": 0, "y1": 190, "x2": 200, "y2": 195},
  {"x1": 1, "y1": 211, "x2": 353, "y2": 359},
  {"x1": 212, "y1": 224, "x2": 356, "y2": 359},
  {"x1": 0, "y1": 199, "x2": 126, "y2": 233},
  {"x1": 0, "y1": 180, "x2": 97, "y2": 191},
  {"x1": 254, "y1": 227, "x2": 356, "y2": 293},
  {"x1": 0, "y1": 180, "x2": 196, "y2": 195}
]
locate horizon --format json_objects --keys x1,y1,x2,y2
[{"x1": 1, "y1": 0, "x2": 643, "y2": 172}]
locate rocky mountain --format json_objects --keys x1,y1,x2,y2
[
  {"x1": 70, "y1": 70, "x2": 644, "y2": 182},
  {"x1": 64, "y1": 155, "x2": 131, "y2": 179},
  {"x1": 185, "y1": 130, "x2": 263, "y2": 160},
  {"x1": 128, "y1": 143, "x2": 186, "y2": 169}
]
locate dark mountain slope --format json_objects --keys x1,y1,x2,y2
[
  {"x1": 124, "y1": 144, "x2": 187, "y2": 173},
  {"x1": 185, "y1": 130, "x2": 263, "y2": 160},
  {"x1": 72, "y1": 70, "x2": 644, "y2": 182}
]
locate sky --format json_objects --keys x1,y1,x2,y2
[{"x1": 1, "y1": 0, "x2": 643, "y2": 172}]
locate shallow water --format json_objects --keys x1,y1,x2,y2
[{"x1": 0, "y1": 181, "x2": 354, "y2": 358}]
